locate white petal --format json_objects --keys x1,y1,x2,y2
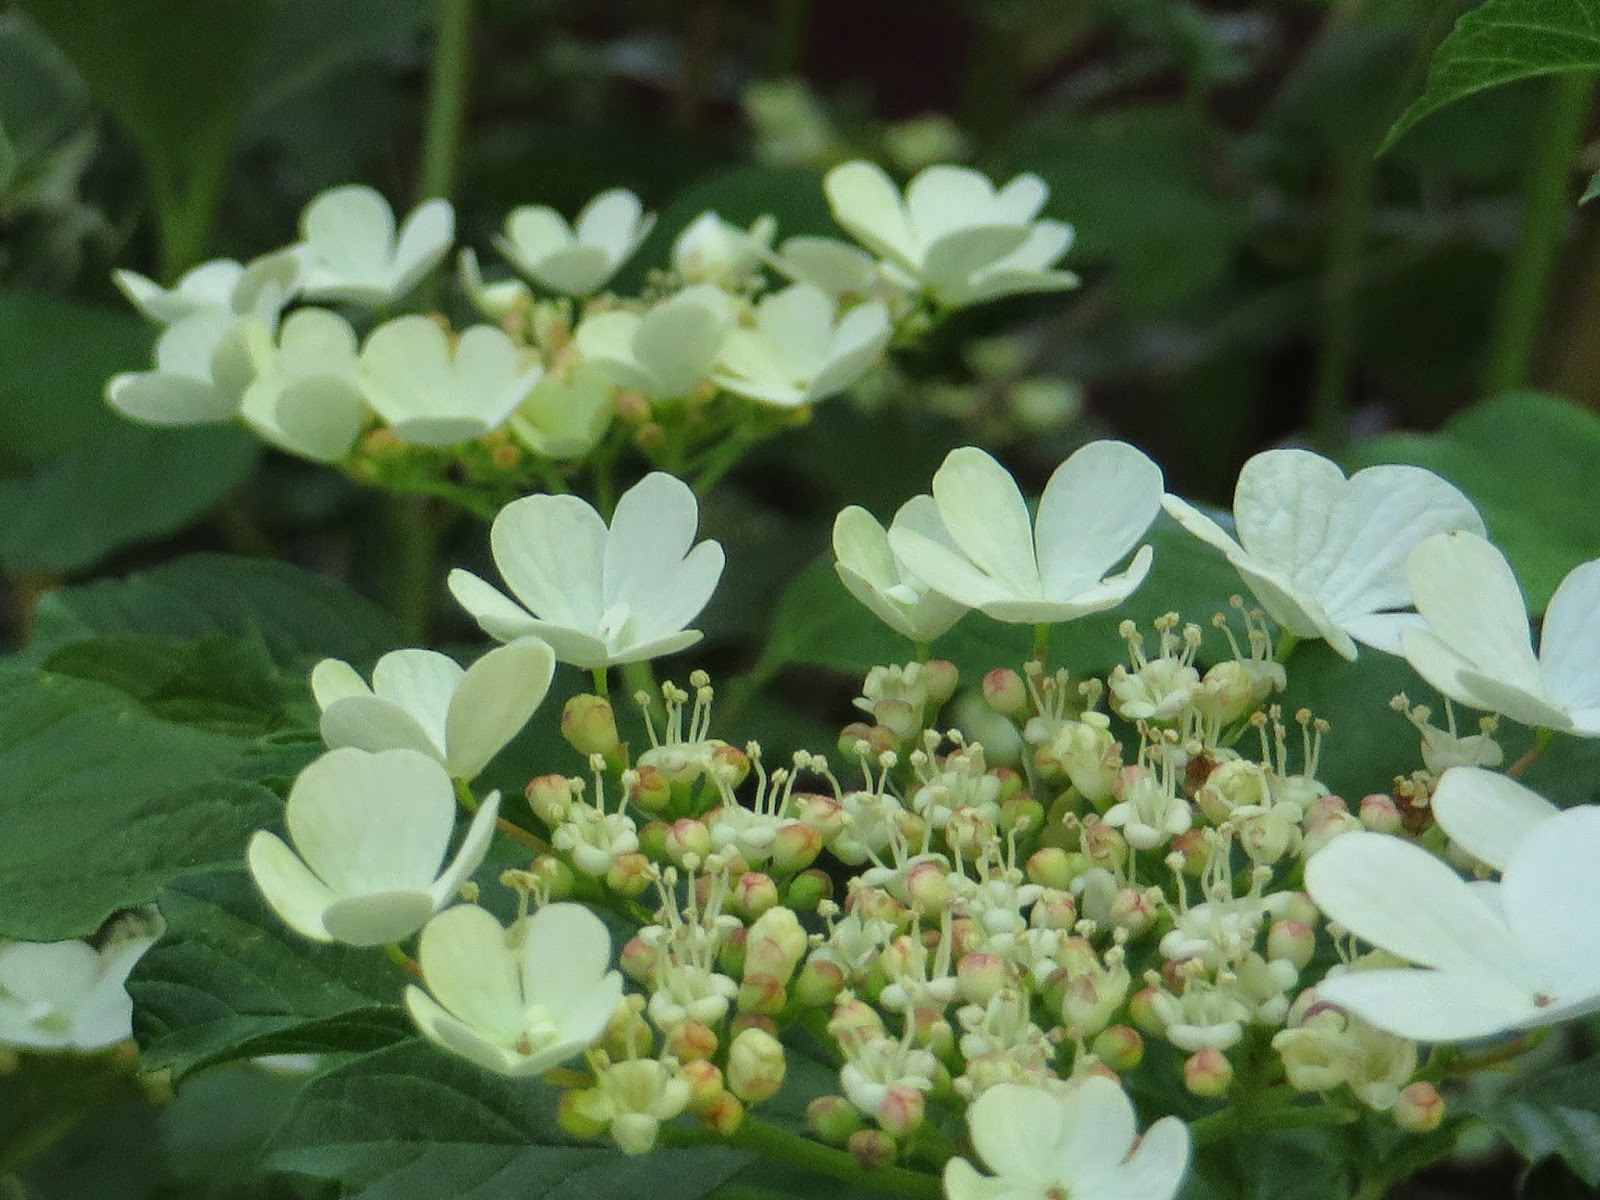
[
  {"x1": 824, "y1": 161, "x2": 917, "y2": 266},
  {"x1": 931, "y1": 447, "x2": 1039, "y2": 597},
  {"x1": 603, "y1": 473, "x2": 699, "y2": 611},
  {"x1": 319, "y1": 696, "x2": 444, "y2": 762},
  {"x1": 992, "y1": 173, "x2": 1050, "y2": 223},
  {"x1": 1407, "y1": 532, "x2": 1543, "y2": 691},
  {"x1": 968, "y1": 1082, "x2": 1068, "y2": 1183},
  {"x1": 447, "y1": 569, "x2": 545, "y2": 643},
  {"x1": 310, "y1": 659, "x2": 369, "y2": 709},
  {"x1": 302, "y1": 185, "x2": 394, "y2": 285},
  {"x1": 808, "y1": 302, "x2": 891, "y2": 400},
  {"x1": 1230, "y1": 449, "x2": 1345, "y2": 575},
  {"x1": 888, "y1": 525, "x2": 1017, "y2": 612},
  {"x1": 520, "y1": 902, "x2": 617, "y2": 1015},
  {"x1": 1033, "y1": 441, "x2": 1162, "y2": 599},
  {"x1": 406, "y1": 986, "x2": 521, "y2": 1075},
  {"x1": 243, "y1": 375, "x2": 366, "y2": 462},
  {"x1": 1400, "y1": 627, "x2": 1502, "y2": 713},
  {"x1": 1050, "y1": 1076, "x2": 1140, "y2": 1179},
  {"x1": 833, "y1": 506, "x2": 898, "y2": 592},
  {"x1": 628, "y1": 540, "x2": 724, "y2": 645},
  {"x1": 491, "y1": 493, "x2": 608, "y2": 628},
  {"x1": 246, "y1": 832, "x2": 334, "y2": 941},
  {"x1": 1159, "y1": 494, "x2": 1244, "y2": 560},
  {"x1": 107, "y1": 373, "x2": 236, "y2": 425},
  {"x1": 430, "y1": 792, "x2": 503, "y2": 906},
  {"x1": 609, "y1": 628, "x2": 704, "y2": 668},
  {"x1": 391, "y1": 198, "x2": 454, "y2": 291},
  {"x1": 445, "y1": 638, "x2": 555, "y2": 780},
  {"x1": 941, "y1": 1158, "x2": 1012, "y2": 1200},
  {"x1": 321, "y1": 891, "x2": 438, "y2": 945},
  {"x1": 921, "y1": 226, "x2": 1031, "y2": 298},
  {"x1": 632, "y1": 287, "x2": 731, "y2": 398},
  {"x1": 371, "y1": 648, "x2": 463, "y2": 747},
  {"x1": 415, "y1": 904, "x2": 524, "y2": 1041},
  {"x1": 574, "y1": 188, "x2": 647, "y2": 261},
  {"x1": 905, "y1": 165, "x2": 998, "y2": 245},
  {"x1": 1500, "y1": 807, "x2": 1600, "y2": 998},
  {"x1": 1316, "y1": 967, "x2": 1537, "y2": 1041},
  {"x1": 1109, "y1": 1116, "x2": 1191, "y2": 1200},
  {"x1": 1431, "y1": 767, "x2": 1559, "y2": 872},
  {"x1": 358, "y1": 316, "x2": 456, "y2": 426},
  {"x1": 1539, "y1": 559, "x2": 1600, "y2": 714},
  {"x1": 1453, "y1": 669, "x2": 1574, "y2": 732}
]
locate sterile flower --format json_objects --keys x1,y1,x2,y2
[
  {"x1": 943, "y1": 1077, "x2": 1191, "y2": 1200},
  {"x1": 114, "y1": 249, "x2": 301, "y2": 326},
  {"x1": 247, "y1": 748, "x2": 500, "y2": 946},
  {"x1": 297, "y1": 184, "x2": 454, "y2": 305},
  {"x1": 230, "y1": 308, "x2": 368, "y2": 462},
  {"x1": 574, "y1": 285, "x2": 733, "y2": 400},
  {"x1": 1428, "y1": 766, "x2": 1557, "y2": 872},
  {"x1": 311, "y1": 638, "x2": 556, "y2": 781},
  {"x1": 770, "y1": 235, "x2": 883, "y2": 300},
  {"x1": 405, "y1": 902, "x2": 622, "y2": 1076},
  {"x1": 888, "y1": 441, "x2": 1163, "y2": 624},
  {"x1": 507, "y1": 363, "x2": 616, "y2": 460},
  {"x1": 358, "y1": 316, "x2": 543, "y2": 445},
  {"x1": 672, "y1": 211, "x2": 775, "y2": 288},
  {"x1": 448, "y1": 472, "x2": 724, "y2": 669},
  {"x1": 834, "y1": 497, "x2": 970, "y2": 643},
  {"x1": 1161, "y1": 450, "x2": 1484, "y2": 660},
  {"x1": 106, "y1": 311, "x2": 247, "y2": 425},
  {"x1": 1401, "y1": 531, "x2": 1600, "y2": 735},
  {"x1": 1305, "y1": 797, "x2": 1600, "y2": 1040},
  {"x1": 497, "y1": 188, "x2": 654, "y2": 296},
  {"x1": 0, "y1": 917, "x2": 157, "y2": 1051},
  {"x1": 714, "y1": 283, "x2": 891, "y2": 408},
  {"x1": 823, "y1": 161, "x2": 1077, "y2": 307},
  {"x1": 457, "y1": 248, "x2": 533, "y2": 320}
]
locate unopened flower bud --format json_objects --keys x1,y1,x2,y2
[
  {"x1": 627, "y1": 765, "x2": 672, "y2": 812},
  {"x1": 794, "y1": 958, "x2": 845, "y2": 1008},
  {"x1": 1267, "y1": 919, "x2": 1317, "y2": 971},
  {"x1": 637, "y1": 820, "x2": 670, "y2": 861},
  {"x1": 737, "y1": 971, "x2": 788, "y2": 1016},
  {"x1": 956, "y1": 952, "x2": 1011, "y2": 1005},
  {"x1": 1030, "y1": 889, "x2": 1078, "y2": 931},
  {"x1": 1184, "y1": 1048, "x2": 1234, "y2": 1097},
  {"x1": 527, "y1": 854, "x2": 575, "y2": 899},
  {"x1": 562, "y1": 694, "x2": 620, "y2": 757},
  {"x1": 793, "y1": 792, "x2": 847, "y2": 840},
  {"x1": 872, "y1": 698, "x2": 921, "y2": 742},
  {"x1": 1000, "y1": 795, "x2": 1044, "y2": 836},
  {"x1": 785, "y1": 868, "x2": 834, "y2": 911},
  {"x1": 838, "y1": 722, "x2": 899, "y2": 759},
  {"x1": 679, "y1": 1058, "x2": 725, "y2": 1113},
  {"x1": 1392, "y1": 1082, "x2": 1444, "y2": 1133},
  {"x1": 920, "y1": 660, "x2": 959, "y2": 705},
  {"x1": 1169, "y1": 830, "x2": 1210, "y2": 877},
  {"x1": 905, "y1": 859, "x2": 954, "y2": 913},
  {"x1": 698, "y1": 1090, "x2": 745, "y2": 1136},
  {"x1": 1303, "y1": 810, "x2": 1360, "y2": 857},
  {"x1": 621, "y1": 934, "x2": 658, "y2": 984},
  {"x1": 606, "y1": 852, "x2": 653, "y2": 897},
  {"x1": 1027, "y1": 847, "x2": 1081, "y2": 890},
  {"x1": 666, "y1": 1020, "x2": 719, "y2": 1063},
  {"x1": 711, "y1": 743, "x2": 751, "y2": 787},
  {"x1": 874, "y1": 1084, "x2": 925, "y2": 1136},
  {"x1": 771, "y1": 822, "x2": 823, "y2": 874},
  {"x1": 808, "y1": 1094, "x2": 864, "y2": 1144},
  {"x1": 733, "y1": 871, "x2": 780, "y2": 918},
  {"x1": 1093, "y1": 1025, "x2": 1144, "y2": 1071},
  {"x1": 848, "y1": 1128, "x2": 897, "y2": 1172},
  {"x1": 526, "y1": 774, "x2": 573, "y2": 825},
  {"x1": 745, "y1": 907, "x2": 808, "y2": 983},
  {"x1": 828, "y1": 995, "x2": 885, "y2": 1047},
  {"x1": 730, "y1": 1012, "x2": 777, "y2": 1038},
  {"x1": 1081, "y1": 820, "x2": 1127, "y2": 869},
  {"x1": 665, "y1": 818, "x2": 713, "y2": 863},
  {"x1": 1129, "y1": 987, "x2": 1165, "y2": 1036},
  {"x1": 558, "y1": 1088, "x2": 609, "y2": 1139},
  {"x1": 1109, "y1": 888, "x2": 1155, "y2": 937},
  {"x1": 1359, "y1": 793, "x2": 1403, "y2": 834},
  {"x1": 983, "y1": 668, "x2": 1029, "y2": 718},
  {"x1": 727, "y1": 1028, "x2": 787, "y2": 1103}
]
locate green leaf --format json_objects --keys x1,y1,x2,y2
[
  {"x1": 269, "y1": 1040, "x2": 754, "y2": 1199},
  {"x1": 1472, "y1": 1056, "x2": 1600, "y2": 1185},
  {"x1": 1384, "y1": 0, "x2": 1600, "y2": 148},
  {"x1": 1346, "y1": 391, "x2": 1600, "y2": 611},
  {"x1": 0, "y1": 291, "x2": 258, "y2": 573},
  {"x1": 0, "y1": 666, "x2": 286, "y2": 940},
  {"x1": 129, "y1": 870, "x2": 408, "y2": 1078},
  {"x1": 1184, "y1": 1129, "x2": 1350, "y2": 1199},
  {"x1": 27, "y1": 552, "x2": 404, "y2": 666}
]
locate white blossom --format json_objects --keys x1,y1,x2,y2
[
  {"x1": 507, "y1": 363, "x2": 616, "y2": 460},
  {"x1": 497, "y1": 188, "x2": 654, "y2": 296},
  {"x1": 833, "y1": 497, "x2": 970, "y2": 644},
  {"x1": 769, "y1": 235, "x2": 884, "y2": 300},
  {"x1": 106, "y1": 310, "x2": 248, "y2": 425},
  {"x1": 574, "y1": 284, "x2": 732, "y2": 400},
  {"x1": 714, "y1": 283, "x2": 890, "y2": 408},
  {"x1": 0, "y1": 917, "x2": 157, "y2": 1051},
  {"x1": 232, "y1": 308, "x2": 368, "y2": 462},
  {"x1": 297, "y1": 185, "x2": 453, "y2": 306},
  {"x1": 672, "y1": 211, "x2": 775, "y2": 287},
  {"x1": 114, "y1": 250, "x2": 301, "y2": 327}
]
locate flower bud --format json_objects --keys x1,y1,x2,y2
[
  {"x1": 606, "y1": 852, "x2": 653, "y2": 897},
  {"x1": 904, "y1": 859, "x2": 954, "y2": 913},
  {"x1": 733, "y1": 871, "x2": 780, "y2": 918},
  {"x1": 807, "y1": 1094, "x2": 864, "y2": 1144},
  {"x1": 526, "y1": 774, "x2": 573, "y2": 825},
  {"x1": 920, "y1": 660, "x2": 959, "y2": 705},
  {"x1": 771, "y1": 822, "x2": 824, "y2": 874},
  {"x1": 793, "y1": 792, "x2": 847, "y2": 840},
  {"x1": 666, "y1": 1020, "x2": 718, "y2": 1063},
  {"x1": 1302, "y1": 810, "x2": 1361, "y2": 858},
  {"x1": 664, "y1": 818, "x2": 713, "y2": 863},
  {"x1": 872, "y1": 698, "x2": 922, "y2": 742},
  {"x1": 1183, "y1": 1048, "x2": 1234, "y2": 1097},
  {"x1": 710, "y1": 742, "x2": 751, "y2": 787},
  {"x1": 874, "y1": 1084, "x2": 925, "y2": 1136},
  {"x1": 745, "y1": 907, "x2": 808, "y2": 983},
  {"x1": 794, "y1": 958, "x2": 845, "y2": 1008},
  {"x1": 1027, "y1": 847, "x2": 1081, "y2": 890},
  {"x1": 559, "y1": 1088, "x2": 609, "y2": 1139},
  {"x1": 1359, "y1": 793, "x2": 1403, "y2": 834},
  {"x1": 956, "y1": 952, "x2": 1011, "y2": 1006},
  {"x1": 1267, "y1": 919, "x2": 1317, "y2": 971},
  {"x1": 627, "y1": 765, "x2": 673, "y2": 812},
  {"x1": 727, "y1": 1028, "x2": 787, "y2": 1104},
  {"x1": 1081, "y1": 819, "x2": 1127, "y2": 869},
  {"x1": 1000, "y1": 795, "x2": 1044, "y2": 836},
  {"x1": 562, "y1": 694, "x2": 620, "y2": 758},
  {"x1": 983, "y1": 668, "x2": 1029, "y2": 718},
  {"x1": 730, "y1": 1012, "x2": 777, "y2": 1038},
  {"x1": 848, "y1": 1129, "x2": 897, "y2": 1172},
  {"x1": 679, "y1": 1058, "x2": 725, "y2": 1113},
  {"x1": 1109, "y1": 888, "x2": 1155, "y2": 937},
  {"x1": 698, "y1": 1090, "x2": 745, "y2": 1136},
  {"x1": 785, "y1": 868, "x2": 834, "y2": 911},
  {"x1": 828, "y1": 994, "x2": 886, "y2": 1047},
  {"x1": 1392, "y1": 1082, "x2": 1444, "y2": 1133},
  {"x1": 1093, "y1": 1025, "x2": 1144, "y2": 1072},
  {"x1": 1168, "y1": 830, "x2": 1210, "y2": 877},
  {"x1": 1029, "y1": 888, "x2": 1078, "y2": 932},
  {"x1": 636, "y1": 820, "x2": 670, "y2": 861},
  {"x1": 1129, "y1": 987, "x2": 1165, "y2": 1037},
  {"x1": 838, "y1": 722, "x2": 899, "y2": 759},
  {"x1": 620, "y1": 934, "x2": 659, "y2": 984},
  {"x1": 737, "y1": 971, "x2": 788, "y2": 1016},
  {"x1": 527, "y1": 854, "x2": 575, "y2": 899}
]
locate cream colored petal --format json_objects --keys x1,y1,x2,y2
[
  {"x1": 1034, "y1": 440, "x2": 1162, "y2": 599},
  {"x1": 1407, "y1": 532, "x2": 1542, "y2": 691},
  {"x1": 824, "y1": 161, "x2": 918, "y2": 266},
  {"x1": 1431, "y1": 767, "x2": 1559, "y2": 872},
  {"x1": 446, "y1": 569, "x2": 545, "y2": 644},
  {"x1": 415, "y1": 904, "x2": 523, "y2": 1040},
  {"x1": 490, "y1": 493, "x2": 608, "y2": 628},
  {"x1": 1540, "y1": 559, "x2": 1600, "y2": 715},
  {"x1": 246, "y1": 832, "x2": 334, "y2": 941},
  {"x1": 930, "y1": 447, "x2": 1039, "y2": 598},
  {"x1": 321, "y1": 891, "x2": 438, "y2": 946},
  {"x1": 445, "y1": 639, "x2": 555, "y2": 780}
]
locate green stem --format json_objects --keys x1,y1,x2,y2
[
  {"x1": 388, "y1": 494, "x2": 440, "y2": 642},
  {"x1": 1506, "y1": 726, "x2": 1555, "y2": 779},
  {"x1": 622, "y1": 659, "x2": 659, "y2": 706},
  {"x1": 417, "y1": 0, "x2": 476, "y2": 204},
  {"x1": 1189, "y1": 1099, "x2": 1359, "y2": 1145},
  {"x1": 1483, "y1": 72, "x2": 1594, "y2": 398},
  {"x1": 913, "y1": 641, "x2": 931, "y2": 663},
  {"x1": 592, "y1": 668, "x2": 611, "y2": 698},
  {"x1": 454, "y1": 778, "x2": 479, "y2": 812},
  {"x1": 670, "y1": 1117, "x2": 942, "y2": 1199},
  {"x1": 769, "y1": 0, "x2": 812, "y2": 74},
  {"x1": 1032, "y1": 624, "x2": 1051, "y2": 664},
  {"x1": 1273, "y1": 632, "x2": 1299, "y2": 664},
  {"x1": 1310, "y1": 142, "x2": 1375, "y2": 453}
]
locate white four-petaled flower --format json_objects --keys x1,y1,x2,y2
[
  {"x1": 297, "y1": 185, "x2": 454, "y2": 306},
  {"x1": 943, "y1": 1076, "x2": 1191, "y2": 1200},
  {"x1": 247, "y1": 748, "x2": 500, "y2": 946},
  {"x1": 889, "y1": 441, "x2": 1163, "y2": 624},
  {"x1": 405, "y1": 902, "x2": 623, "y2": 1077},
  {"x1": 714, "y1": 283, "x2": 891, "y2": 408},
  {"x1": 231, "y1": 308, "x2": 368, "y2": 463},
  {"x1": 1306, "y1": 766, "x2": 1600, "y2": 1041},
  {"x1": 311, "y1": 638, "x2": 555, "y2": 782},
  {"x1": 0, "y1": 919, "x2": 157, "y2": 1051},
  {"x1": 1161, "y1": 450, "x2": 1485, "y2": 660},
  {"x1": 497, "y1": 188, "x2": 654, "y2": 296},
  {"x1": 114, "y1": 250, "x2": 301, "y2": 327},
  {"x1": 833, "y1": 497, "x2": 969, "y2": 643},
  {"x1": 1401, "y1": 531, "x2": 1600, "y2": 735},
  {"x1": 574, "y1": 285, "x2": 733, "y2": 400},
  {"x1": 448, "y1": 472, "x2": 725, "y2": 669}
]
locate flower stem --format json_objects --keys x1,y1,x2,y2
[
  {"x1": 592, "y1": 668, "x2": 611, "y2": 698},
  {"x1": 388, "y1": 494, "x2": 440, "y2": 642},
  {"x1": 384, "y1": 942, "x2": 422, "y2": 980},
  {"x1": 1032, "y1": 624, "x2": 1051, "y2": 665},
  {"x1": 497, "y1": 818, "x2": 549, "y2": 854},
  {"x1": 1506, "y1": 726, "x2": 1555, "y2": 779},
  {"x1": 1309, "y1": 140, "x2": 1374, "y2": 454},
  {"x1": 1482, "y1": 71, "x2": 1594, "y2": 398},
  {"x1": 1273, "y1": 632, "x2": 1299, "y2": 664},
  {"x1": 417, "y1": 0, "x2": 476, "y2": 204},
  {"x1": 454, "y1": 778, "x2": 479, "y2": 812},
  {"x1": 670, "y1": 1117, "x2": 942, "y2": 1199}
]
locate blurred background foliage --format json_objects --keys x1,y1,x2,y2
[{"x1": 5, "y1": 0, "x2": 1600, "y2": 1197}]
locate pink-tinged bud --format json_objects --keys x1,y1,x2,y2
[
  {"x1": 628, "y1": 765, "x2": 673, "y2": 812},
  {"x1": 614, "y1": 388, "x2": 651, "y2": 423},
  {"x1": 992, "y1": 767, "x2": 1025, "y2": 801},
  {"x1": 919, "y1": 659, "x2": 959, "y2": 705},
  {"x1": 948, "y1": 916, "x2": 983, "y2": 959},
  {"x1": 879, "y1": 934, "x2": 921, "y2": 980},
  {"x1": 785, "y1": 868, "x2": 833, "y2": 911},
  {"x1": 634, "y1": 421, "x2": 667, "y2": 450},
  {"x1": 874, "y1": 1084, "x2": 925, "y2": 1136},
  {"x1": 792, "y1": 792, "x2": 846, "y2": 840},
  {"x1": 606, "y1": 852, "x2": 653, "y2": 897},
  {"x1": 1306, "y1": 794, "x2": 1350, "y2": 824},
  {"x1": 1027, "y1": 847, "x2": 1077, "y2": 890},
  {"x1": 620, "y1": 935, "x2": 659, "y2": 984},
  {"x1": 905, "y1": 860, "x2": 954, "y2": 913},
  {"x1": 666, "y1": 1020, "x2": 719, "y2": 1063},
  {"x1": 711, "y1": 743, "x2": 751, "y2": 787},
  {"x1": 665, "y1": 818, "x2": 713, "y2": 863},
  {"x1": 527, "y1": 855, "x2": 575, "y2": 899},
  {"x1": 828, "y1": 995, "x2": 886, "y2": 1047},
  {"x1": 1184, "y1": 1048, "x2": 1234, "y2": 1097},
  {"x1": 852, "y1": 887, "x2": 906, "y2": 926},
  {"x1": 699, "y1": 1090, "x2": 745, "y2": 1136},
  {"x1": 771, "y1": 822, "x2": 823, "y2": 874},
  {"x1": 794, "y1": 958, "x2": 845, "y2": 1008},
  {"x1": 1359, "y1": 793, "x2": 1404, "y2": 834},
  {"x1": 600, "y1": 999, "x2": 652, "y2": 1060},
  {"x1": 562, "y1": 694, "x2": 620, "y2": 757},
  {"x1": 1081, "y1": 819, "x2": 1127, "y2": 869},
  {"x1": 526, "y1": 774, "x2": 573, "y2": 825},
  {"x1": 558, "y1": 1088, "x2": 609, "y2": 1138},
  {"x1": 848, "y1": 1129, "x2": 897, "y2": 1172},
  {"x1": 1093, "y1": 1025, "x2": 1144, "y2": 1071},
  {"x1": 730, "y1": 1012, "x2": 777, "y2": 1038},
  {"x1": 636, "y1": 821, "x2": 670, "y2": 861},
  {"x1": 807, "y1": 1095, "x2": 863, "y2": 1144},
  {"x1": 872, "y1": 698, "x2": 921, "y2": 742},
  {"x1": 1109, "y1": 888, "x2": 1155, "y2": 937},
  {"x1": 983, "y1": 668, "x2": 1029, "y2": 718},
  {"x1": 838, "y1": 722, "x2": 899, "y2": 759},
  {"x1": 1168, "y1": 829, "x2": 1210, "y2": 877},
  {"x1": 1392, "y1": 1082, "x2": 1445, "y2": 1133},
  {"x1": 1267, "y1": 919, "x2": 1317, "y2": 971},
  {"x1": 718, "y1": 926, "x2": 748, "y2": 978},
  {"x1": 679, "y1": 1059, "x2": 725, "y2": 1114},
  {"x1": 909, "y1": 1008, "x2": 954, "y2": 1055},
  {"x1": 1079, "y1": 1059, "x2": 1122, "y2": 1084},
  {"x1": 745, "y1": 908, "x2": 807, "y2": 983},
  {"x1": 1000, "y1": 795, "x2": 1044, "y2": 836},
  {"x1": 1031, "y1": 743, "x2": 1067, "y2": 782},
  {"x1": 1303, "y1": 811, "x2": 1360, "y2": 857},
  {"x1": 1030, "y1": 888, "x2": 1078, "y2": 931},
  {"x1": 733, "y1": 871, "x2": 780, "y2": 918},
  {"x1": 737, "y1": 971, "x2": 788, "y2": 1016},
  {"x1": 1129, "y1": 987, "x2": 1165, "y2": 1036},
  {"x1": 957, "y1": 952, "x2": 1011, "y2": 1005},
  {"x1": 727, "y1": 1028, "x2": 787, "y2": 1103},
  {"x1": 1280, "y1": 891, "x2": 1319, "y2": 926}
]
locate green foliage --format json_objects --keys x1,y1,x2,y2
[
  {"x1": 1386, "y1": 0, "x2": 1600, "y2": 147},
  {"x1": 1472, "y1": 1056, "x2": 1600, "y2": 1185},
  {"x1": 268, "y1": 1040, "x2": 754, "y2": 1200},
  {"x1": 1346, "y1": 392, "x2": 1600, "y2": 611}
]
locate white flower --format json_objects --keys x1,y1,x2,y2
[
  {"x1": 1305, "y1": 783, "x2": 1600, "y2": 1041},
  {"x1": 457, "y1": 248, "x2": 533, "y2": 321},
  {"x1": 232, "y1": 308, "x2": 368, "y2": 462},
  {"x1": 574, "y1": 285, "x2": 733, "y2": 400},
  {"x1": 106, "y1": 310, "x2": 248, "y2": 425},
  {"x1": 298, "y1": 184, "x2": 454, "y2": 306},
  {"x1": 888, "y1": 441, "x2": 1163, "y2": 624},
  {"x1": 1401, "y1": 531, "x2": 1600, "y2": 734},
  {"x1": 943, "y1": 1077, "x2": 1191, "y2": 1200},
  {"x1": 497, "y1": 189, "x2": 654, "y2": 296},
  {"x1": 823, "y1": 161, "x2": 1077, "y2": 307},
  {"x1": 507, "y1": 363, "x2": 616, "y2": 460},
  {"x1": 672, "y1": 211, "x2": 775, "y2": 287},
  {"x1": 311, "y1": 638, "x2": 555, "y2": 782},
  {"x1": 247, "y1": 748, "x2": 500, "y2": 946},
  {"x1": 580, "y1": 1057, "x2": 692, "y2": 1155},
  {"x1": 769, "y1": 235, "x2": 884, "y2": 300},
  {"x1": 358, "y1": 316, "x2": 543, "y2": 445},
  {"x1": 1161, "y1": 450, "x2": 1484, "y2": 660},
  {"x1": 713, "y1": 283, "x2": 890, "y2": 408},
  {"x1": 448, "y1": 472, "x2": 725, "y2": 669},
  {"x1": 114, "y1": 249, "x2": 301, "y2": 327},
  {"x1": 0, "y1": 920, "x2": 157, "y2": 1051},
  {"x1": 405, "y1": 902, "x2": 622, "y2": 1076}
]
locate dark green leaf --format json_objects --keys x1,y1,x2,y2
[
  {"x1": 130, "y1": 871, "x2": 407, "y2": 1078},
  {"x1": 1473, "y1": 1056, "x2": 1600, "y2": 1185},
  {"x1": 269, "y1": 1040, "x2": 754, "y2": 1199},
  {"x1": 1385, "y1": 0, "x2": 1600, "y2": 147},
  {"x1": 1184, "y1": 1129, "x2": 1349, "y2": 1199}
]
